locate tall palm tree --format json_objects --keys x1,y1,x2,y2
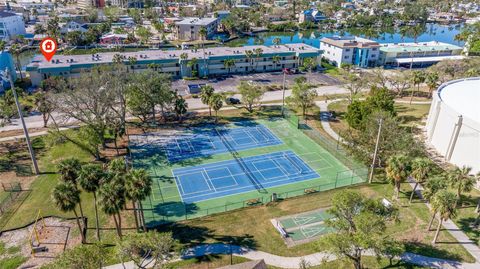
[
  {"x1": 57, "y1": 158, "x2": 85, "y2": 227},
  {"x1": 410, "y1": 70, "x2": 425, "y2": 104},
  {"x1": 98, "y1": 181, "x2": 125, "y2": 238},
  {"x1": 9, "y1": 43, "x2": 23, "y2": 80},
  {"x1": 198, "y1": 27, "x2": 208, "y2": 77},
  {"x1": 125, "y1": 169, "x2": 152, "y2": 232},
  {"x1": 425, "y1": 72, "x2": 439, "y2": 99},
  {"x1": 209, "y1": 93, "x2": 224, "y2": 124},
  {"x1": 424, "y1": 176, "x2": 448, "y2": 231},
  {"x1": 78, "y1": 164, "x2": 104, "y2": 241},
  {"x1": 127, "y1": 56, "x2": 137, "y2": 72},
  {"x1": 187, "y1": 57, "x2": 198, "y2": 77},
  {"x1": 448, "y1": 166, "x2": 476, "y2": 208},
  {"x1": 253, "y1": 48, "x2": 263, "y2": 71},
  {"x1": 52, "y1": 182, "x2": 86, "y2": 243},
  {"x1": 272, "y1": 55, "x2": 281, "y2": 68},
  {"x1": 409, "y1": 158, "x2": 432, "y2": 203},
  {"x1": 244, "y1": 50, "x2": 253, "y2": 72},
  {"x1": 386, "y1": 154, "x2": 411, "y2": 200},
  {"x1": 431, "y1": 190, "x2": 457, "y2": 244},
  {"x1": 174, "y1": 94, "x2": 188, "y2": 123},
  {"x1": 179, "y1": 52, "x2": 188, "y2": 77},
  {"x1": 200, "y1": 85, "x2": 214, "y2": 116},
  {"x1": 223, "y1": 59, "x2": 235, "y2": 74}
]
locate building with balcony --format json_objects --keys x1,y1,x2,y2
[
  {"x1": 26, "y1": 44, "x2": 321, "y2": 87},
  {"x1": 175, "y1": 17, "x2": 220, "y2": 41},
  {"x1": 320, "y1": 36, "x2": 380, "y2": 68},
  {"x1": 0, "y1": 11, "x2": 26, "y2": 41}
]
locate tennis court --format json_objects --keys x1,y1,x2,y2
[
  {"x1": 172, "y1": 150, "x2": 320, "y2": 203},
  {"x1": 160, "y1": 125, "x2": 282, "y2": 162}
]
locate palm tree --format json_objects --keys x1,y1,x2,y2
[
  {"x1": 409, "y1": 158, "x2": 432, "y2": 203},
  {"x1": 253, "y1": 48, "x2": 263, "y2": 71},
  {"x1": 410, "y1": 70, "x2": 425, "y2": 104},
  {"x1": 272, "y1": 55, "x2": 281, "y2": 67},
  {"x1": 223, "y1": 59, "x2": 235, "y2": 74},
  {"x1": 447, "y1": 166, "x2": 476, "y2": 208},
  {"x1": 244, "y1": 50, "x2": 254, "y2": 72},
  {"x1": 78, "y1": 164, "x2": 104, "y2": 241},
  {"x1": 127, "y1": 56, "x2": 137, "y2": 72},
  {"x1": 424, "y1": 176, "x2": 448, "y2": 231},
  {"x1": 272, "y1": 37, "x2": 281, "y2": 47},
  {"x1": 52, "y1": 182, "x2": 86, "y2": 243},
  {"x1": 200, "y1": 85, "x2": 214, "y2": 116},
  {"x1": 112, "y1": 53, "x2": 124, "y2": 65},
  {"x1": 187, "y1": 57, "x2": 198, "y2": 77},
  {"x1": 125, "y1": 169, "x2": 152, "y2": 232},
  {"x1": 425, "y1": 72, "x2": 439, "y2": 98},
  {"x1": 174, "y1": 94, "x2": 188, "y2": 123},
  {"x1": 386, "y1": 154, "x2": 411, "y2": 200},
  {"x1": 9, "y1": 43, "x2": 23, "y2": 80},
  {"x1": 199, "y1": 26, "x2": 207, "y2": 41},
  {"x1": 431, "y1": 190, "x2": 457, "y2": 244},
  {"x1": 57, "y1": 158, "x2": 85, "y2": 227},
  {"x1": 179, "y1": 52, "x2": 188, "y2": 77},
  {"x1": 98, "y1": 181, "x2": 125, "y2": 238},
  {"x1": 209, "y1": 93, "x2": 224, "y2": 124}
]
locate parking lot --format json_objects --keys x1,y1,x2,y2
[{"x1": 173, "y1": 71, "x2": 341, "y2": 95}]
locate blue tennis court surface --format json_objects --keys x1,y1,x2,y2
[
  {"x1": 163, "y1": 125, "x2": 282, "y2": 162},
  {"x1": 172, "y1": 150, "x2": 320, "y2": 203}
]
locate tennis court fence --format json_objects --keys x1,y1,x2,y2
[
  {"x1": 0, "y1": 183, "x2": 23, "y2": 215},
  {"x1": 144, "y1": 167, "x2": 368, "y2": 225}
]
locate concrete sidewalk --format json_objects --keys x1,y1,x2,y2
[{"x1": 104, "y1": 243, "x2": 480, "y2": 269}]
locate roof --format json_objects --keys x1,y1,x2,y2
[
  {"x1": 380, "y1": 42, "x2": 463, "y2": 53},
  {"x1": 27, "y1": 43, "x2": 319, "y2": 70},
  {"x1": 0, "y1": 11, "x2": 18, "y2": 18},
  {"x1": 176, "y1": 17, "x2": 218, "y2": 26},
  {"x1": 320, "y1": 36, "x2": 380, "y2": 49},
  {"x1": 438, "y1": 78, "x2": 480, "y2": 123}
]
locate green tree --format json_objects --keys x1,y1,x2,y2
[
  {"x1": 209, "y1": 93, "x2": 224, "y2": 124},
  {"x1": 125, "y1": 169, "x2": 152, "y2": 232},
  {"x1": 425, "y1": 71, "x2": 439, "y2": 98},
  {"x1": 272, "y1": 37, "x2": 281, "y2": 47},
  {"x1": 321, "y1": 190, "x2": 400, "y2": 269},
  {"x1": 78, "y1": 164, "x2": 104, "y2": 241},
  {"x1": 448, "y1": 166, "x2": 476, "y2": 208},
  {"x1": 98, "y1": 180, "x2": 125, "y2": 238},
  {"x1": 200, "y1": 85, "x2": 215, "y2": 116},
  {"x1": 431, "y1": 190, "x2": 457, "y2": 244},
  {"x1": 65, "y1": 31, "x2": 83, "y2": 46},
  {"x1": 52, "y1": 182, "x2": 86, "y2": 244},
  {"x1": 386, "y1": 154, "x2": 411, "y2": 200},
  {"x1": 9, "y1": 43, "x2": 23, "y2": 80},
  {"x1": 57, "y1": 158, "x2": 86, "y2": 226},
  {"x1": 286, "y1": 80, "x2": 318, "y2": 118},
  {"x1": 33, "y1": 90, "x2": 54, "y2": 127},
  {"x1": 116, "y1": 232, "x2": 176, "y2": 269},
  {"x1": 46, "y1": 243, "x2": 105, "y2": 269},
  {"x1": 187, "y1": 57, "x2": 199, "y2": 77},
  {"x1": 410, "y1": 70, "x2": 425, "y2": 103},
  {"x1": 174, "y1": 94, "x2": 188, "y2": 123},
  {"x1": 238, "y1": 81, "x2": 264, "y2": 113},
  {"x1": 136, "y1": 26, "x2": 152, "y2": 45},
  {"x1": 409, "y1": 158, "x2": 432, "y2": 203},
  {"x1": 223, "y1": 58, "x2": 236, "y2": 73},
  {"x1": 179, "y1": 53, "x2": 188, "y2": 76}
]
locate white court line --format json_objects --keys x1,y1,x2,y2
[
  {"x1": 202, "y1": 168, "x2": 217, "y2": 192},
  {"x1": 282, "y1": 153, "x2": 303, "y2": 173},
  {"x1": 243, "y1": 129, "x2": 260, "y2": 144},
  {"x1": 293, "y1": 216, "x2": 317, "y2": 226},
  {"x1": 255, "y1": 126, "x2": 271, "y2": 141},
  {"x1": 173, "y1": 171, "x2": 213, "y2": 195}
]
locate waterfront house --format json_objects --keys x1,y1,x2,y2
[{"x1": 320, "y1": 36, "x2": 380, "y2": 68}]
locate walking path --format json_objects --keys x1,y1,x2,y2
[{"x1": 103, "y1": 243, "x2": 480, "y2": 269}]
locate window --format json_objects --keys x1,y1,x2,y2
[
  {"x1": 372, "y1": 48, "x2": 377, "y2": 51},
  {"x1": 371, "y1": 54, "x2": 376, "y2": 58},
  {"x1": 345, "y1": 49, "x2": 350, "y2": 52},
  {"x1": 344, "y1": 56, "x2": 349, "y2": 59}
]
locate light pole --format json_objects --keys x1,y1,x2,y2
[
  {"x1": 3, "y1": 68, "x2": 40, "y2": 175},
  {"x1": 281, "y1": 69, "x2": 286, "y2": 116},
  {"x1": 368, "y1": 117, "x2": 383, "y2": 183}
]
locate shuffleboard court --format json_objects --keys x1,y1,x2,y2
[
  {"x1": 172, "y1": 150, "x2": 320, "y2": 203},
  {"x1": 160, "y1": 125, "x2": 282, "y2": 162}
]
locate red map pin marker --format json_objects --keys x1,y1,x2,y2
[{"x1": 40, "y1": 37, "x2": 57, "y2": 62}]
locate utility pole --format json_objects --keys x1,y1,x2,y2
[
  {"x1": 5, "y1": 68, "x2": 40, "y2": 175},
  {"x1": 368, "y1": 117, "x2": 383, "y2": 183},
  {"x1": 281, "y1": 69, "x2": 286, "y2": 116}
]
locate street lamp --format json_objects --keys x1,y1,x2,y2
[
  {"x1": 281, "y1": 68, "x2": 287, "y2": 116},
  {"x1": 368, "y1": 117, "x2": 383, "y2": 183},
  {"x1": 2, "y1": 68, "x2": 40, "y2": 175}
]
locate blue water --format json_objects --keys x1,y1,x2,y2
[{"x1": 225, "y1": 23, "x2": 465, "y2": 48}]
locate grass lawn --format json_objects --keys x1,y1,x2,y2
[{"x1": 326, "y1": 100, "x2": 432, "y2": 135}]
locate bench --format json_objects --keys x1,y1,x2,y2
[{"x1": 32, "y1": 246, "x2": 48, "y2": 253}]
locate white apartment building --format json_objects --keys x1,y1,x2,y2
[
  {"x1": 175, "y1": 17, "x2": 219, "y2": 41},
  {"x1": 0, "y1": 11, "x2": 26, "y2": 41},
  {"x1": 320, "y1": 36, "x2": 380, "y2": 68}
]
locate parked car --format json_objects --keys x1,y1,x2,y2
[{"x1": 226, "y1": 97, "x2": 241, "y2": 105}]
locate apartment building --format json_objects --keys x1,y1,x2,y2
[
  {"x1": 320, "y1": 36, "x2": 380, "y2": 68},
  {"x1": 175, "y1": 17, "x2": 219, "y2": 41},
  {"x1": 0, "y1": 11, "x2": 26, "y2": 41},
  {"x1": 26, "y1": 44, "x2": 321, "y2": 86},
  {"x1": 379, "y1": 41, "x2": 464, "y2": 68}
]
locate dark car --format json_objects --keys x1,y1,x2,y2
[{"x1": 226, "y1": 97, "x2": 241, "y2": 105}]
